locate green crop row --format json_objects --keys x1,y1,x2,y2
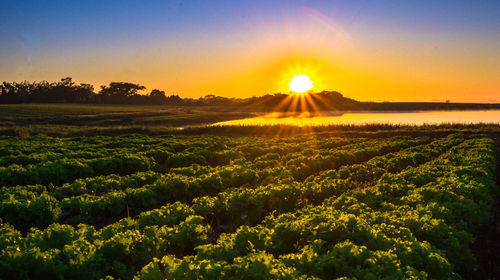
[
  {"x1": 51, "y1": 137, "x2": 376, "y2": 199},
  {"x1": 134, "y1": 136, "x2": 495, "y2": 280},
  {"x1": 0, "y1": 133, "x2": 494, "y2": 280},
  {"x1": 0, "y1": 135, "x2": 363, "y2": 188},
  {"x1": 0, "y1": 135, "x2": 464, "y2": 280},
  {"x1": 56, "y1": 136, "x2": 426, "y2": 227},
  {"x1": 189, "y1": 134, "x2": 463, "y2": 231},
  {"x1": 0, "y1": 136, "x2": 446, "y2": 234},
  {"x1": 0, "y1": 135, "x2": 360, "y2": 168},
  {"x1": 0, "y1": 215, "x2": 211, "y2": 279}
]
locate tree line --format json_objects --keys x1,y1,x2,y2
[
  {"x1": 0, "y1": 77, "x2": 244, "y2": 106},
  {"x1": 5, "y1": 77, "x2": 496, "y2": 111},
  {"x1": 0, "y1": 77, "x2": 360, "y2": 110}
]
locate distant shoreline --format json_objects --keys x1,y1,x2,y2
[{"x1": 6, "y1": 102, "x2": 500, "y2": 112}]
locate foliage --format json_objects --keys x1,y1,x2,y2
[{"x1": 0, "y1": 133, "x2": 497, "y2": 280}]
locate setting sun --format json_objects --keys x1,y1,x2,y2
[{"x1": 289, "y1": 74, "x2": 314, "y2": 93}]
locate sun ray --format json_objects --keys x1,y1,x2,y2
[
  {"x1": 304, "y1": 92, "x2": 323, "y2": 114},
  {"x1": 250, "y1": 63, "x2": 329, "y2": 135}
]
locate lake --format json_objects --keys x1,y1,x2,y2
[{"x1": 212, "y1": 110, "x2": 500, "y2": 126}]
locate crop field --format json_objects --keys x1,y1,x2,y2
[{"x1": 0, "y1": 133, "x2": 497, "y2": 279}]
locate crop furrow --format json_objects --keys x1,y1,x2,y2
[{"x1": 137, "y1": 136, "x2": 496, "y2": 280}]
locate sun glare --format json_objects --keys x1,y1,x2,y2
[{"x1": 289, "y1": 74, "x2": 313, "y2": 93}]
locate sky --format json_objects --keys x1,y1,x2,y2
[{"x1": 1, "y1": 0, "x2": 499, "y2": 102}]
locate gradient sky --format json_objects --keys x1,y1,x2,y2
[{"x1": 1, "y1": 0, "x2": 499, "y2": 102}]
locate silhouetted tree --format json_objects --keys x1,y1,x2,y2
[
  {"x1": 60, "y1": 77, "x2": 75, "y2": 87},
  {"x1": 98, "y1": 82, "x2": 146, "y2": 103},
  {"x1": 146, "y1": 89, "x2": 166, "y2": 104},
  {"x1": 100, "y1": 82, "x2": 145, "y2": 96},
  {"x1": 165, "y1": 94, "x2": 184, "y2": 105},
  {"x1": 0, "y1": 78, "x2": 94, "y2": 103},
  {"x1": 149, "y1": 89, "x2": 165, "y2": 97}
]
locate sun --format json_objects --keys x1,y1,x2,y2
[{"x1": 289, "y1": 74, "x2": 314, "y2": 93}]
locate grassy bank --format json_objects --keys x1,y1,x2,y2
[
  {"x1": 2, "y1": 103, "x2": 499, "y2": 138},
  {"x1": 0, "y1": 104, "x2": 252, "y2": 127},
  {"x1": 2, "y1": 123, "x2": 500, "y2": 138}
]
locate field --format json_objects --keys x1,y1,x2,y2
[
  {"x1": 2, "y1": 104, "x2": 500, "y2": 141},
  {"x1": 0, "y1": 104, "x2": 252, "y2": 129},
  {"x1": 0, "y1": 132, "x2": 498, "y2": 279}
]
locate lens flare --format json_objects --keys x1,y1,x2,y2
[{"x1": 289, "y1": 74, "x2": 313, "y2": 93}]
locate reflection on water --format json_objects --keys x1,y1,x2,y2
[{"x1": 213, "y1": 110, "x2": 500, "y2": 126}]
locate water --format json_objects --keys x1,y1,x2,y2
[{"x1": 212, "y1": 110, "x2": 500, "y2": 126}]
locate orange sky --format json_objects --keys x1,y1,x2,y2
[{"x1": 1, "y1": 1, "x2": 499, "y2": 102}]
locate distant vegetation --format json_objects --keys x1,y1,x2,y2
[
  {"x1": 0, "y1": 102, "x2": 499, "y2": 138},
  {"x1": 0, "y1": 77, "x2": 361, "y2": 110},
  {"x1": 2, "y1": 77, "x2": 499, "y2": 111},
  {"x1": 0, "y1": 104, "x2": 253, "y2": 129}
]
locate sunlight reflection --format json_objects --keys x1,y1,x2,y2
[{"x1": 213, "y1": 110, "x2": 500, "y2": 127}]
